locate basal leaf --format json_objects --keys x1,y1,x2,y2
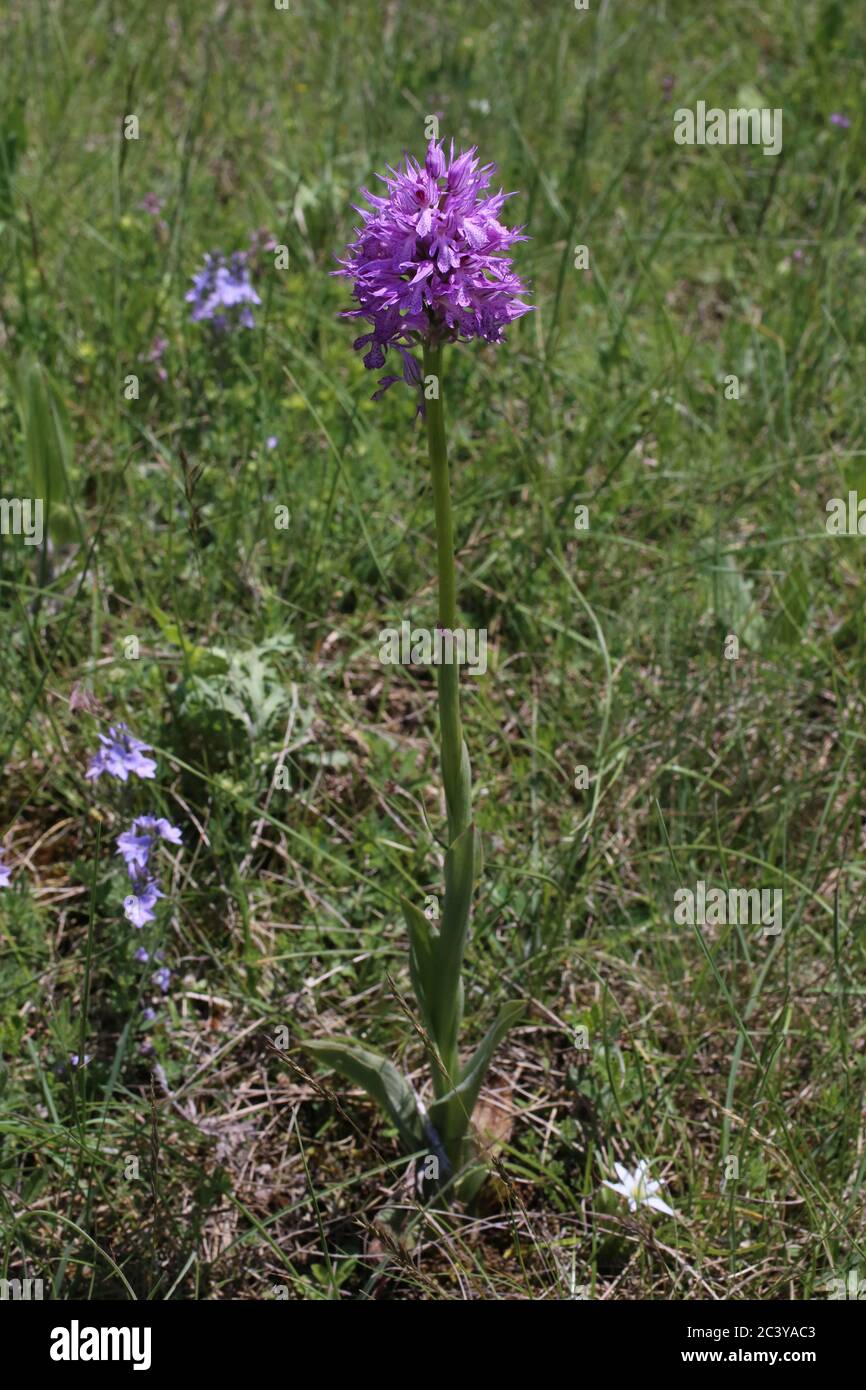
[{"x1": 305, "y1": 1037, "x2": 426, "y2": 1151}]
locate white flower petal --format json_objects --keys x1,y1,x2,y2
[
  {"x1": 603, "y1": 1180, "x2": 629, "y2": 1199},
  {"x1": 646, "y1": 1195, "x2": 675, "y2": 1216}
]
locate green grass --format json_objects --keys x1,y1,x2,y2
[{"x1": 1, "y1": 0, "x2": 865, "y2": 1299}]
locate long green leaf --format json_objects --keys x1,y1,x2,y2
[
  {"x1": 429, "y1": 1000, "x2": 523, "y2": 1147},
  {"x1": 0, "y1": 96, "x2": 26, "y2": 218},
  {"x1": 15, "y1": 354, "x2": 80, "y2": 545},
  {"x1": 432, "y1": 819, "x2": 476, "y2": 1057},
  {"x1": 305, "y1": 1037, "x2": 426, "y2": 1151},
  {"x1": 401, "y1": 896, "x2": 437, "y2": 1034}
]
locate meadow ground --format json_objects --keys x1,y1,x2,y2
[{"x1": 1, "y1": 0, "x2": 865, "y2": 1301}]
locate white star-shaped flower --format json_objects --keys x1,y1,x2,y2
[{"x1": 603, "y1": 1159, "x2": 675, "y2": 1216}]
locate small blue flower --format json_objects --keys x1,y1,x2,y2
[
  {"x1": 186, "y1": 251, "x2": 261, "y2": 331},
  {"x1": 116, "y1": 830, "x2": 153, "y2": 874},
  {"x1": 152, "y1": 966, "x2": 171, "y2": 994},
  {"x1": 117, "y1": 815, "x2": 182, "y2": 875},
  {"x1": 123, "y1": 878, "x2": 164, "y2": 928},
  {"x1": 86, "y1": 724, "x2": 157, "y2": 783}
]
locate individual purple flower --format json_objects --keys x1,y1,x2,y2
[
  {"x1": 248, "y1": 227, "x2": 277, "y2": 256},
  {"x1": 266, "y1": 435, "x2": 278, "y2": 450},
  {"x1": 152, "y1": 966, "x2": 171, "y2": 994},
  {"x1": 153, "y1": 816, "x2": 181, "y2": 844},
  {"x1": 139, "y1": 192, "x2": 168, "y2": 237},
  {"x1": 70, "y1": 1053, "x2": 93, "y2": 1069},
  {"x1": 186, "y1": 251, "x2": 261, "y2": 331},
  {"x1": 335, "y1": 137, "x2": 532, "y2": 403},
  {"x1": 142, "y1": 1006, "x2": 157, "y2": 1022},
  {"x1": 829, "y1": 113, "x2": 851, "y2": 129},
  {"x1": 123, "y1": 878, "x2": 164, "y2": 928},
  {"x1": 145, "y1": 334, "x2": 168, "y2": 382},
  {"x1": 86, "y1": 724, "x2": 157, "y2": 783},
  {"x1": 117, "y1": 829, "x2": 153, "y2": 874},
  {"x1": 134, "y1": 946, "x2": 150, "y2": 963},
  {"x1": 0, "y1": 851, "x2": 11, "y2": 889},
  {"x1": 117, "y1": 815, "x2": 182, "y2": 875}
]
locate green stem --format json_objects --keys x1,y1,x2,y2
[
  {"x1": 422, "y1": 341, "x2": 476, "y2": 1151},
  {"x1": 423, "y1": 342, "x2": 472, "y2": 848}
]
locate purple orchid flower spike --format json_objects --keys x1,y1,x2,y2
[{"x1": 335, "y1": 135, "x2": 532, "y2": 407}]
